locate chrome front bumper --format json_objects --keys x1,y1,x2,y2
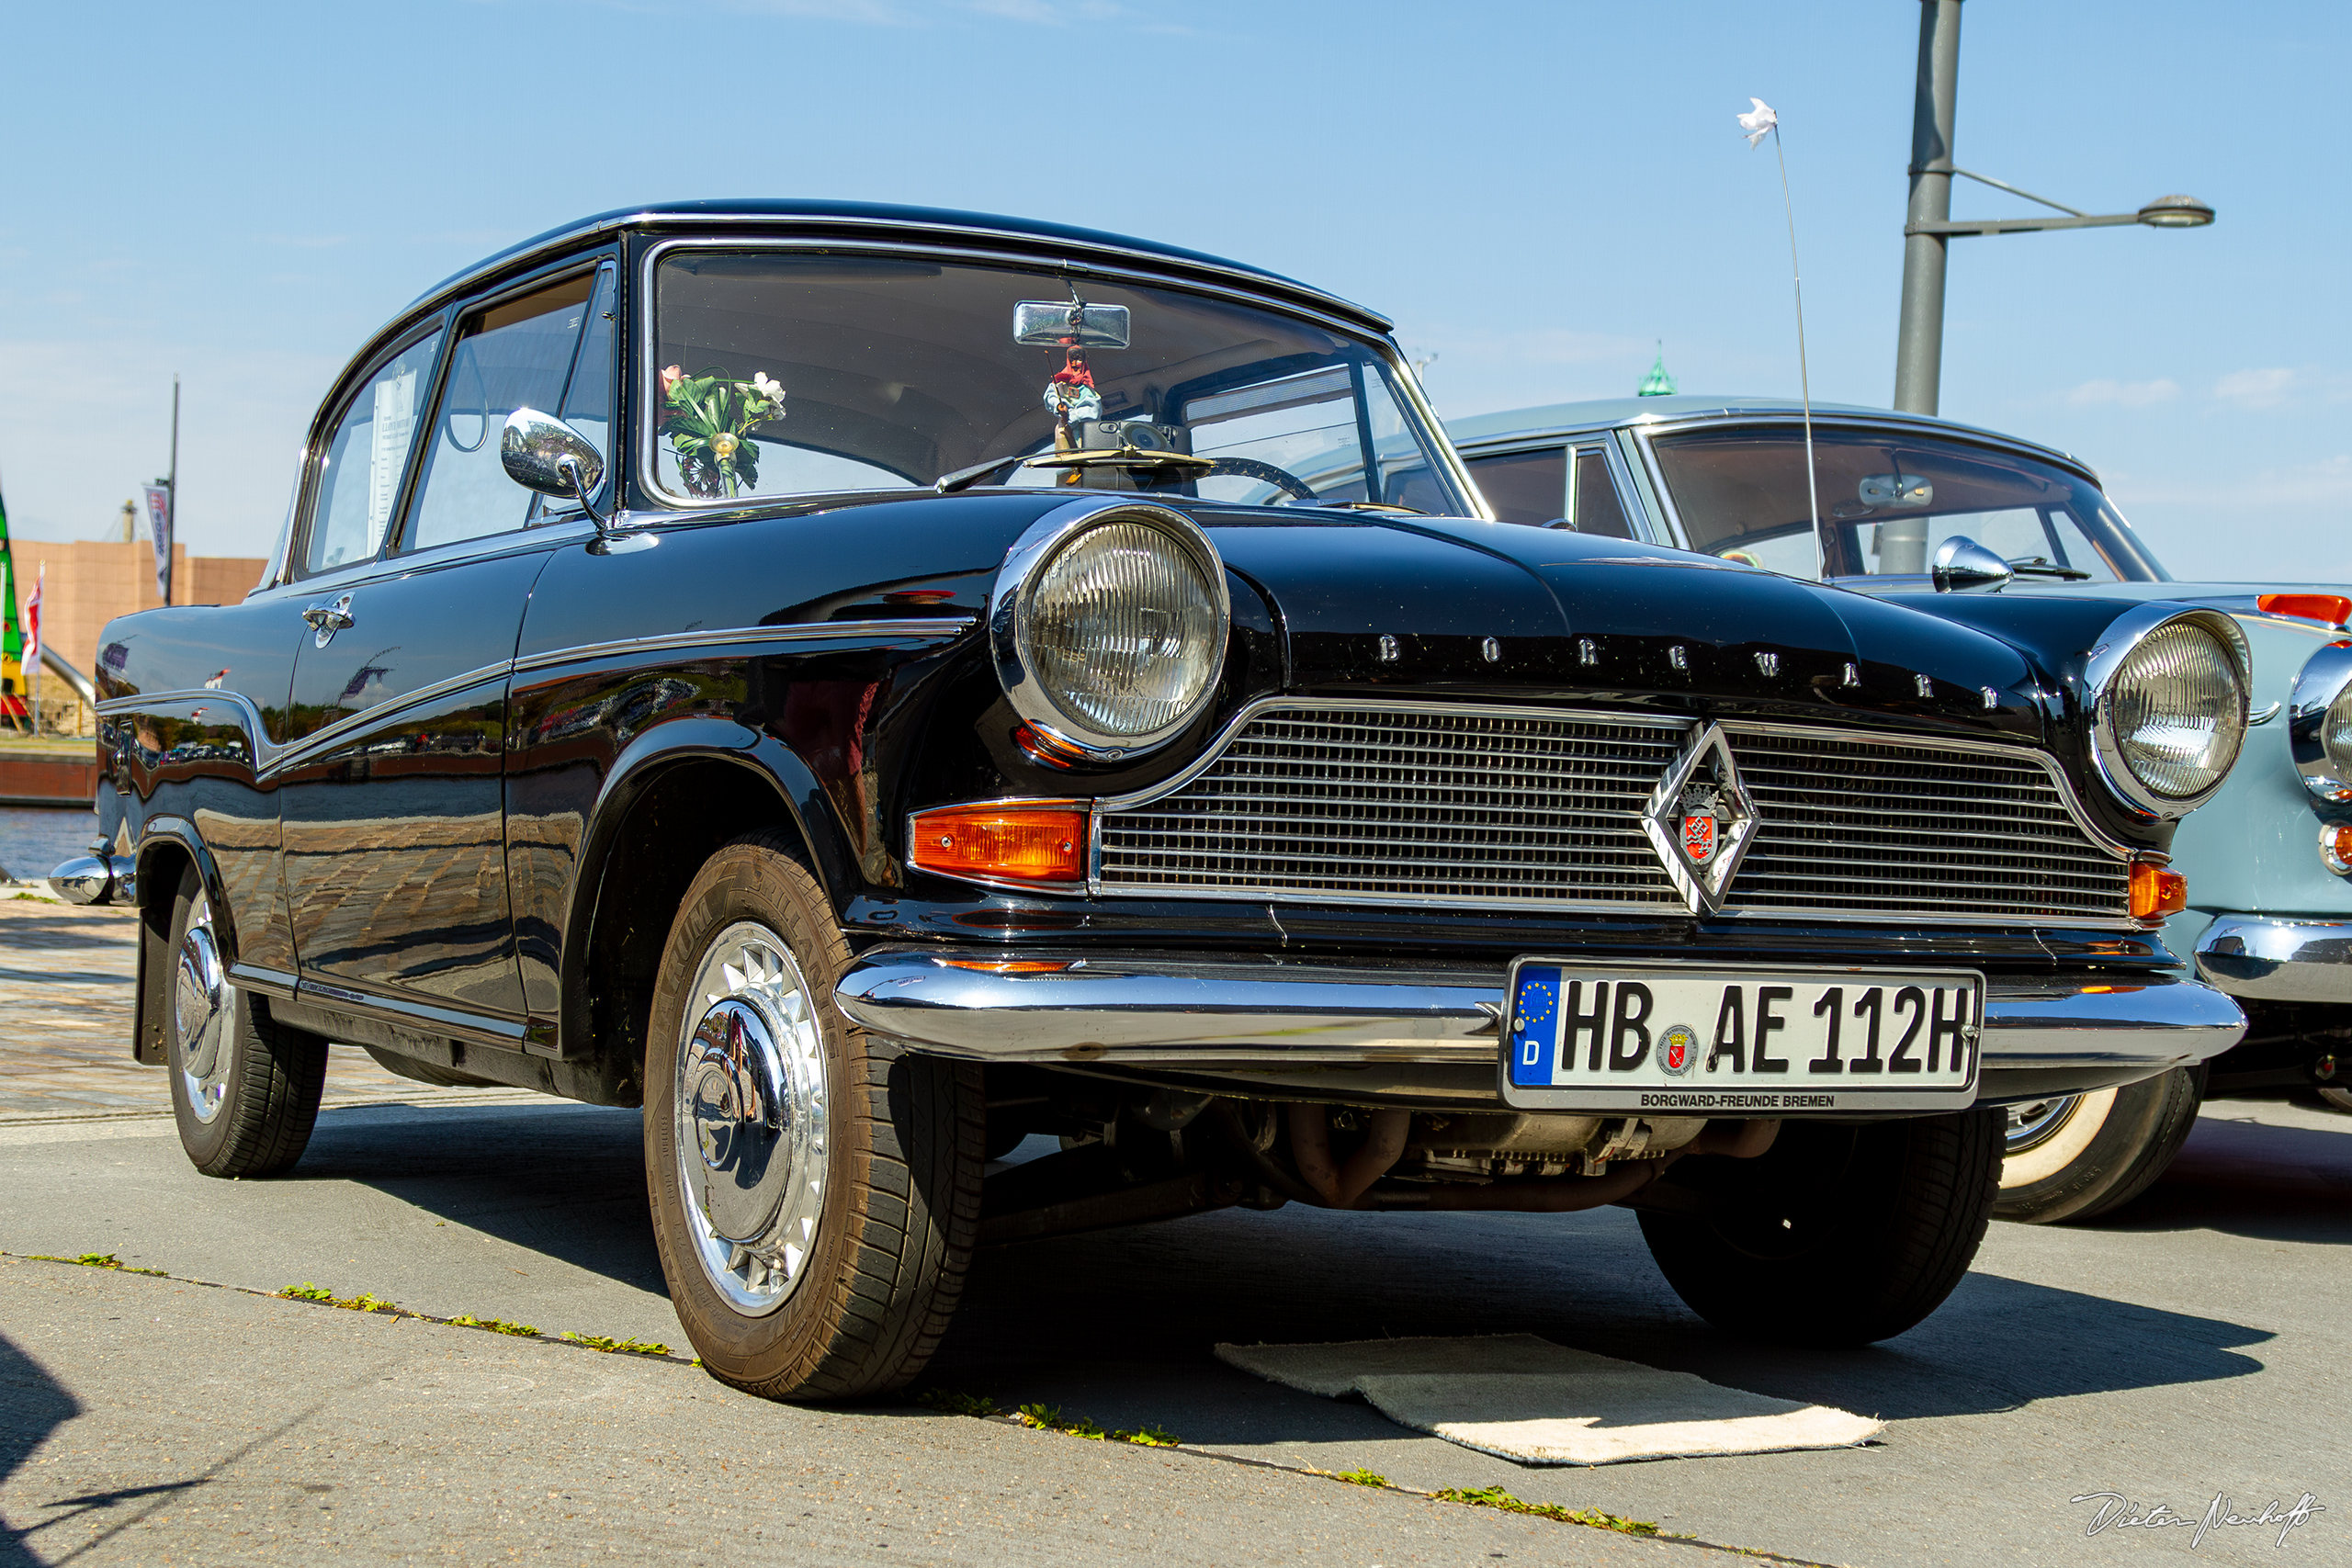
[
  {"x1": 2195, "y1": 914, "x2": 2352, "y2": 1004},
  {"x1": 833, "y1": 948, "x2": 2246, "y2": 1107}
]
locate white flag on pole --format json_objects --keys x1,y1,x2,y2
[
  {"x1": 24, "y1": 565, "x2": 40, "y2": 666},
  {"x1": 1737, "y1": 97, "x2": 1779, "y2": 147}
]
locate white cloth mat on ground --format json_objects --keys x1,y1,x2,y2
[{"x1": 1215, "y1": 1334, "x2": 1882, "y2": 1466}]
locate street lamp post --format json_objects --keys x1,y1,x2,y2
[{"x1": 1892, "y1": 0, "x2": 2214, "y2": 414}]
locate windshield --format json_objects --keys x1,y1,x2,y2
[
  {"x1": 1647, "y1": 424, "x2": 2169, "y2": 583},
  {"x1": 647, "y1": 250, "x2": 1467, "y2": 514}
]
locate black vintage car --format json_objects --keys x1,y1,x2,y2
[{"x1": 66, "y1": 203, "x2": 2247, "y2": 1399}]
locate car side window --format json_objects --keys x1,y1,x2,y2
[
  {"x1": 1570, "y1": 447, "x2": 1634, "y2": 538},
  {"x1": 303, "y1": 329, "x2": 445, "y2": 576},
  {"x1": 401, "y1": 272, "x2": 599, "y2": 554},
  {"x1": 1465, "y1": 447, "x2": 1566, "y2": 525}
]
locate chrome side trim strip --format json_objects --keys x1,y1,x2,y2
[
  {"x1": 262, "y1": 660, "x2": 516, "y2": 779},
  {"x1": 294, "y1": 977, "x2": 535, "y2": 1053},
  {"x1": 833, "y1": 947, "x2": 2245, "y2": 1089},
  {"x1": 2194, "y1": 913, "x2": 2352, "y2": 1003},
  {"x1": 226, "y1": 963, "x2": 300, "y2": 1000},
  {"x1": 510, "y1": 616, "x2": 975, "y2": 675}
]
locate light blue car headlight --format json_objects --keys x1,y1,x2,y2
[
  {"x1": 2086, "y1": 606, "x2": 2251, "y2": 818},
  {"x1": 2289, "y1": 641, "x2": 2352, "y2": 806}
]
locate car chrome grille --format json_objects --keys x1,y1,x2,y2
[
  {"x1": 1717, "y1": 725, "x2": 2132, "y2": 922},
  {"x1": 1093, "y1": 701, "x2": 2132, "y2": 925},
  {"x1": 1097, "y1": 705, "x2": 1690, "y2": 909}
]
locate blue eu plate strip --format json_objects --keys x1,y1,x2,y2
[{"x1": 1510, "y1": 965, "x2": 1561, "y2": 1087}]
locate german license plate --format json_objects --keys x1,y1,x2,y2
[{"x1": 1500, "y1": 959, "x2": 1984, "y2": 1112}]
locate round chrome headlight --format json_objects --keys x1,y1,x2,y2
[
  {"x1": 2289, "y1": 639, "x2": 2352, "y2": 804},
  {"x1": 989, "y1": 501, "x2": 1230, "y2": 758},
  {"x1": 2088, "y1": 607, "x2": 2250, "y2": 817}
]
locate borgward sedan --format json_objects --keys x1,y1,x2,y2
[{"x1": 65, "y1": 203, "x2": 2245, "y2": 1398}]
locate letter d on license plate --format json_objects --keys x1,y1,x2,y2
[{"x1": 1500, "y1": 958, "x2": 1983, "y2": 1113}]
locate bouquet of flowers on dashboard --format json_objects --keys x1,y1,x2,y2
[{"x1": 659, "y1": 366, "x2": 786, "y2": 498}]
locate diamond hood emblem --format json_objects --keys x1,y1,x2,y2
[{"x1": 1642, "y1": 722, "x2": 1759, "y2": 914}]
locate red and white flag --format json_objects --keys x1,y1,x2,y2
[{"x1": 24, "y1": 564, "x2": 41, "y2": 667}]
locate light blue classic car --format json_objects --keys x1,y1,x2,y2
[{"x1": 1448, "y1": 395, "x2": 2352, "y2": 1221}]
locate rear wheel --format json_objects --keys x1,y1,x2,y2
[
  {"x1": 1993, "y1": 1066, "x2": 2205, "y2": 1224},
  {"x1": 165, "y1": 866, "x2": 329, "y2": 1178},
  {"x1": 1637, "y1": 1109, "x2": 2000, "y2": 1347},
  {"x1": 645, "y1": 831, "x2": 984, "y2": 1401}
]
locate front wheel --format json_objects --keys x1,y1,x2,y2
[
  {"x1": 165, "y1": 865, "x2": 328, "y2": 1178},
  {"x1": 1637, "y1": 1109, "x2": 2000, "y2": 1347},
  {"x1": 1993, "y1": 1065, "x2": 2206, "y2": 1224},
  {"x1": 645, "y1": 831, "x2": 984, "y2": 1401}
]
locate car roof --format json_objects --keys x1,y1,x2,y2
[
  {"x1": 405, "y1": 198, "x2": 1392, "y2": 335},
  {"x1": 1445, "y1": 394, "x2": 2092, "y2": 479}
]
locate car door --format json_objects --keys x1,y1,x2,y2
[{"x1": 278, "y1": 262, "x2": 616, "y2": 1028}]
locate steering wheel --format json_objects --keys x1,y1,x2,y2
[{"x1": 1201, "y1": 457, "x2": 1317, "y2": 502}]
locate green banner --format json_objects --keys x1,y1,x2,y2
[{"x1": 0, "y1": 483, "x2": 17, "y2": 663}]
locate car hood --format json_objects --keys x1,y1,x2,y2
[{"x1": 1198, "y1": 511, "x2": 2050, "y2": 744}]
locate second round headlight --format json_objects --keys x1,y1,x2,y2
[
  {"x1": 2101, "y1": 616, "x2": 2248, "y2": 806},
  {"x1": 1006, "y1": 506, "x2": 1229, "y2": 754}
]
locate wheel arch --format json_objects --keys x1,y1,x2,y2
[
  {"x1": 129, "y1": 818, "x2": 226, "y2": 1067},
  {"x1": 560, "y1": 724, "x2": 849, "y2": 1100}
]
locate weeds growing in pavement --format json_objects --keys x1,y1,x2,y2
[
  {"x1": 1013, "y1": 1404, "x2": 1181, "y2": 1447},
  {"x1": 1431, "y1": 1485, "x2": 1660, "y2": 1535},
  {"x1": 560, "y1": 1332, "x2": 672, "y2": 1357},
  {"x1": 1332, "y1": 1468, "x2": 1389, "y2": 1487},
  {"x1": 449, "y1": 1315, "x2": 540, "y2": 1337},
  {"x1": 916, "y1": 1389, "x2": 1001, "y2": 1417},
  {"x1": 278, "y1": 1283, "x2": 402, "y2": 1313},
  {"x1": 28, "y1": 1252, "x2": 165, "y2": 1276}
]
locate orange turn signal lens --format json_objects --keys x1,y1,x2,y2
[
  {"x1": 2129, "y1": 861, "x2": 2188, "y2": 919},
  {"x1": 2258, "y1": 592, "x2": 2352, "y2": 627},
  {"x1": 2321, "y1": 823, "x2": 2352, "y2": 875},
  {"x1": 909, "y1": 803, "x2": 1088, "y2": 887}
]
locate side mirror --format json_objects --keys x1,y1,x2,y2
[
  {"x1": 502, "y1": 408, "x2": 610, "y2": 529},
  {"x1": 1930, "y1": 535, "x2": 2013, "y2": 594}
]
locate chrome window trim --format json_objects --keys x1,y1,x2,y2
[
  {"x1": 2288, "y1": 638, "x2": 2352, "y2": 808},
  {"x1": 1057, "y1": 695, "x2": 2139, "y2": 928},
  {"x1": 635, "y1": 236, "x2": 1484, "y2": 518},
  {"x1": 987, "y1": 498, "x2": 1229, "y2": 761},
  {"x1": 2083, "y1": 604, "x2": 2253, "y2": 820}
]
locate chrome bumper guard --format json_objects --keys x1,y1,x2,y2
[
  {"x1": 833, "y1": 948, "x2": 2247, "y2": 1106},
  {"x1": 47, "y1": 854, "x2": 136, "y2": 907},
  {"x1": 2194, "y1": 915, "x2": 2352, "y2": 1005}
]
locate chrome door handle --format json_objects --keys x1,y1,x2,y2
[{"x1": 303, "y1": 592, "x2": 355, "y2": 646}]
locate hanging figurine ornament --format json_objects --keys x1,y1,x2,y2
[{"x1": 1045, "y1": 344, "x2": 1100, "y2": 430}]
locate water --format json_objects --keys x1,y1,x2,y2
[{"x1": 0, "y1": 805, "x2": 101, "y2": 883}]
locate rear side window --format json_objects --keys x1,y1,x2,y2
[
  {"x1": 304, "y1": 330, "x2": 444, "y2": 575},
  {"x1": 1571, "y1": 448, "x2": 1634, "y2": 538}
]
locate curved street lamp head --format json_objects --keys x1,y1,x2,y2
[{"x1": 2137, "y1": 194, "x2": 2216, "y2": 229}]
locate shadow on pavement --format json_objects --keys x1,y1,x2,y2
[
  {"x1": 0, "y1": 1328, "x2": 83, "y2": 1567},
  {"x1": 924, "y1": 1201, "x2": 2271, "y2": 1448},
  {"x1": 2088, "y1": 1112, "x2": 2352, "y2": 1245},
  {"x1": 286, "y1": 1103, "x2": 666, "y2": 1298}
]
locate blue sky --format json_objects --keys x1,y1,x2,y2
[{"x1": 1, "y1": 0, "x2": 2339, "y2": 581}]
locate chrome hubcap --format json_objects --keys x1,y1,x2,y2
[
  {"x1": 673, "y1": 922, "x2": 828, "y2": 1315},
  {"x1": 173, "y1": 897, "x2": 232, "y2": 1125},
  {"x1": 2004, "y1": 1095, "x2": 2083, "y2": 1156}
]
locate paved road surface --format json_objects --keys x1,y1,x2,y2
[{"x1": 1, "y1": 1088, "x2": 2343, "y2": 1565}]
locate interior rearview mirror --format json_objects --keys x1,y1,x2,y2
[
  {"x1": 502, "y1": 408, "x2": 610, "y2": 529},
  {"x1": 1013, "y1": 300, "x2": 1131, "y2": 348}
]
